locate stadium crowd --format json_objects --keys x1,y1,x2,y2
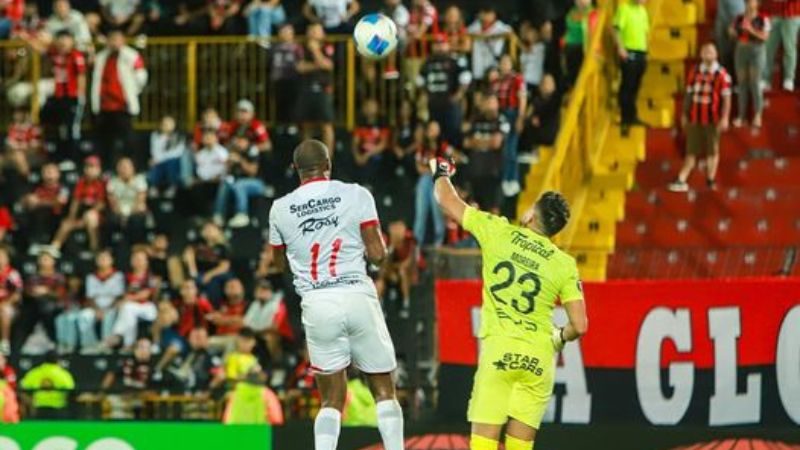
[{"x1": 0, "y1": 0, "x2": 795, "y2": 423}]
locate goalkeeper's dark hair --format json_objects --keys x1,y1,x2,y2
[{"x1": 536, "y1": 191, "x2": 570, "y2": 237}]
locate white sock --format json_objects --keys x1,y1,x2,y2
[
  {"x1": 376, "y1": 399, "x2": 404, "y2": 450},
  {"x1": 314, "y1": 407, "x2": 341, "y2": 450}
]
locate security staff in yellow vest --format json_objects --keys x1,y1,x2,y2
[
  {"x1": 20, "y1": 351, "x2": 75, "y2": 419},
  {"x1": 613, "y1": 0, "x2": 650, "y2": 132}
]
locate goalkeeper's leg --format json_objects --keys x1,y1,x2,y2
[
  {"x1": 470, "y1": 423, "x2": 502, "y2": 450},
  {"x1": 504, "y1": 418, "x2": 537, "y2": 450}
]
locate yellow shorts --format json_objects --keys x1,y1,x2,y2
[{"x1": 467, "y1": 335, "x2": 555, "y2": 429}]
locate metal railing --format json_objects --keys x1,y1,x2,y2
[
  {"x1": 2, "y1": 33, "x2": 517, "y2": 132},
  {"x1": 516, "y1": 4, "x2": 615, "y2": 249}
]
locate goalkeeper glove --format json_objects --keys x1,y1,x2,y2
[
  {"x1": 552, "y1": 327, "x2": 566, "y2": 352},
  {"x1": 429, "y1": 156, "x2": 456, "y2": 182}
]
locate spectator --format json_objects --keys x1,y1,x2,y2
[
  {"x1": 207, "y1": 0, "x2": 242, "y2": 35},
  {"x1": 0, "y1": 247, "x2": 22, "y2": 355},
  {"x1": 151, "y1": 300, "x2": 184, "y2": 372},
  {"x1": 140, "y1": 0, "x2": 169, "y2": 36},
  {"x1": 404, "y1": 0, "x2": 438, "y2": 93},
  {"x1": 0, "y1": 206, "x2": 10, "y2": 244},
  {"x1": 145, "y1": 233, "x2": 171, "y2": 285},
  {"x1": 0, "y1": 365, "x2": 20, "y2": 423},
  {"x1": 466, "y1": 6, "x2": 513, "y2": 80},
  {"x1": 14, "y1": 249, "x2": 66, "y2": 355},
  {"x1": 669, "y1": 42, "x2": 732, "y2": 192},
  {"x1": 520, "y1": 74, "x2": 562, "y2": 151},
  {"x1": 564, "y1": 0, "x2": 596, "y2": 87},
  {"x1": 270, "y1": 23, "x2": 302, "y2": 124},
  {"x1": 90, "y1": 29, "x2": 148, "y2": 168},
  {"x1": 413, "y1": 121, "x2": 451, "y2": 246},
  {"x1": 492, "y1": 54, "x2": 527, "y2": 197},
  {"x1": 4, "y1": 108, "x2": 44, "y2": 178},
  {"x1": 107, "y1": 248, "x2": 159, "y2": 348},
  {"x1": 763, "y1": 0, "x2": 800, "y2": 91},
  {"x1": 53, "y1": 275, "x2": 84, "y2": 353},
  {"x1": 193, "y1": 106, "x2": 230, "y2": 149},
  {"x1": 11, "y1": 2, "x2": 42, "y2": 39},
  {"x1": 0, "y1": 0, "x2": 24, "y2": 39},
  {"x1": 716, "y1": 0, "x2": 746, "y2": 71},
  {"x1": 207, "y1": 278, "x2": 246, "y2": 353},
  {"x1": 244, "y1": 0, "x2": 286, "y2": 39},
  {"x1": 214, "y1": 135, "x2": 266, "y2": 228},
  {"x1": 107, "y1": 157, "x2": 148, "y2": 245},
  {"x1": 176, "y1": 279, "x2": 214, "y2": 338},
  {"x1": 51, "y1": 156, "x2": 107, "y2": 255},
  {"x1": 174, "y1": 1, "x2": 209, "y2": 34},
  {"x1": 441, "y1": 5, "x2": 471, "y2": 54},
  {"x1": 613, "y1": 0, "x2": 650, "y2": 132},
  {"x1": 99, "y1": 0, "x2": 145, "y2": 36},
  {"x1": 44, "y1": 0, "x2": 92, "y2": 51},
  {"x1": 191, "y1": 129, "x2": 229, "y2": 205},
  {"x1": 302, "y1": 0, "x2": 359, "y2": 34},
  {"x1": 35, "y1": 30, "x2": 87, "y2": 164},
  {"x1": 21, "y1": 163, "x2": 69, "y2": 245},
  {"x1": 381, "y1": 0, "x2": 409, "y2": 79},
  {"x1": 147, "y1": 115, "x2": 191, "y2": 192},
  {"x1": 539, "y1": 21, "x2": 564, "y2": 87},
  {"x1": 731, "y1": 0, "x2": 770, "y2": 128},
  {"x1": 78, "y1": 249, "x2": 126, "y2": 350},
  {"x1": 163, "y1": 327, "x2": 221, "y2": 392},
  {"x1": 0, "y1": 353, "x2": 16, "y2": 390},
  {"x1": 297, "y1": 23, "x2": 336, "y2": 155},
  {"x1": 183, "y1": 222, "x2": 231, "y2": 305},
  {"x1": 227, "y1": 99, "x2": 272, "y2": 154},
  {"x1": 102, "y1": 337, "x2": 154, "y2": 392},
  {"x1": 19, "y1": 351, "x2": 74, "y2": 419},
  {"x1": 463, "y1": 91, "x2": 509, "y2": 212},
  {"x1": 377, "y1": 220, "x2": 416, "y2": 317},
  {"x1": 351, "y1": 98, "x2": 390, "y2": 186},
  {"x1": 418, "y1": 34, "x2": 472, "y2": 148},
  {"x1": 244, "y1": 279, "x2": 291, "y2": 363}
]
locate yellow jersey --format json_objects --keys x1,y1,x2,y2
[{"x1": 462, "y1": 206, "x2": 584, "y2": 343}]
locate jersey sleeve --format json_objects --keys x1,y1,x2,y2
[
  {"x1": 357, "y1": 187, "x2": 380, "y2": 230},
  {"x1": 559, "y1": 258, "x2": 584, "y2": 304},
  {"x1": 268, "y1": 203, "x2": 285, "y2": 248},
  {"x1": 462, "y1": 206, "x2": 507, "y2": 246}
]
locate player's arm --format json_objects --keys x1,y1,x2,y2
[
  {"x1": 552, "y1": 264, "x2": 588, "y2": 351},
  {"x1": 361, "y1": 225, "x2": 387, "y2": 265},
  {"x1": 267, "y1": 204, "x2": 287, "y2": 273},
  {"x1": 430, "y1": 158, "x2": 467, "y2": 225},
  {"x1": 562, "y1": 300, "x2": 588, "y2": 341}
]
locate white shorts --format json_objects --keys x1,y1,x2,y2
[{"x1": 301, "y1": 289, "x2": 397, "y2": 374}]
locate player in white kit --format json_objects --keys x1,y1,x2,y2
[{"x1": 268, "y1": 140, "x2": 404, "y2": 450}]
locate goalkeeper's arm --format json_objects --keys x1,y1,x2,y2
[
  {"x1": 552, "y1": 300, "x2": 588, "y2": 352},
  {"x1": 430, "y1": 158, "x2": 468, "y2": 225}
]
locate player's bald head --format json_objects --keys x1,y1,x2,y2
[{"x1": 293, "y1": 139, "x2": 331, "y2": 178}]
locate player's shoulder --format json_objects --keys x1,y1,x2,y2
[{"x1": 550, "y1": 245, "x2": 578, "y2": 272}]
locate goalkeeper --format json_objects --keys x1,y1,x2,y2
[{"x1": 430, "y1": 158, "x2": 588, "y2": 450}]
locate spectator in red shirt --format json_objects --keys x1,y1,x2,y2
[
  {"x1": 227, "y1": 99, "x2": 271, "y2": 153},
  {"x1": 22, "y1": 163, "x2": 69, "y2": 245},
  {"x1": 0, "y1": 247, "x2": 22, "y2": 355},
  {"x1": 193, "y1": 106, "x2": 230, "y2": 149},
  {"x1": 492, "y1": 54, "x2": 528, "y2": 197},
  {"x1": 441, "y1": 5, "x2": 471, "y2": 54},
  {"x1": 669, "y1": 42, "x2": 732, "y2": 192},
  {"x1": 730, "y1": 0, "x2": 770, "y2": 128},
  {"x1": 4, "y1": 108, "x2": 43, "y2": 178},
  {"x1": 207, "y1": 277, "x2": 246, "y2": 353},
  {"x1": 352, "y1": 98, "x2": 390, "y2": 186},
  {"x1": 51, "y1": 156, "x2": 106, "y2": 254},
  {"x1": 176, "y1": 279, "x2": 213, "y2": 338},
  {"x1": 33, "y1": 30, "x2": 87, "y2": 164},
  {"x1": 91, "y1": 29, "x2": 148, "y2": 169},
  {"x1": 13, "y1": 249, "x2": 66, "y2": 355},
  {"x1": 763, "y1": 0, "x2": 800, "y2": 91},
  {"x1": 107, "y1": 249, "x2": 159, "y2": 350}
]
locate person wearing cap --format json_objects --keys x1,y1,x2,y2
[
  {"x1": 417, "y1": 33, "x2": 472, "y2": 148},
  {"x1": 227, "y1": 99, "x2": 272, "y2": 153},
  {"x1": 91, "y1": 28, "x2": 148, "y2": 169},
  {"x1": 244, "y1": 279, "x2": 292, "y2": 364},
  {"x1": 51, "y1": 155, "x2": 107, "y2": 255}
]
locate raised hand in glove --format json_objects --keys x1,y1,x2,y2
[{"x1": 429, "y1": 156, "x2": 456, "y2": 182}]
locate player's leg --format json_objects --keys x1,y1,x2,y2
[
  {"x1": 365, "y1": 372, "x2": 404, "y2": 450},
  {"x1": 467, "y1": 337, "x2": 513, "y2": 450},
  {"x1": 470, "y1": 423, "x2": 503, "y2": 450},
  {"x1": 504, "y1": 419, "x2": 537, "y2": 450},
  {"x1": 348, "y1": 292, "x2": 404, "y2": 450},
  {"x1": 314, "y1": 369, "x2": 347, "y2": 450}
]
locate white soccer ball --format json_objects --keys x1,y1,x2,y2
[{"x1": 353, "y1": 13, "x2": 398, "y2": 60}]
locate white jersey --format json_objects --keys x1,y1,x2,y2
[{"x1": 269, "y1": 178, "x2": 380, "y2": 295}]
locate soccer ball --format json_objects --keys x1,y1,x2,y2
[{"x1": 353, "y1": 13, "x2": 398, "y2": 60}]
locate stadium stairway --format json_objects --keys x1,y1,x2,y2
[{"x1": 606, "y1": 0, "x2": 800, "y2": 278}]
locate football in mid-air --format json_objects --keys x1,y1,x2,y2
[{"x1": 353, "y1": 13, "x2": 398, "y2": 60}]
